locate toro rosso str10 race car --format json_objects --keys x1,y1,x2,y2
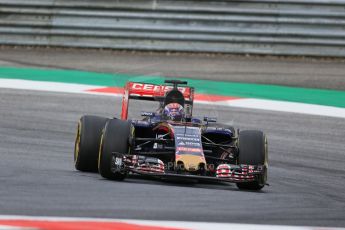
[{"x1": 74, "y1": 80, "x2": 268, "y2": 190}]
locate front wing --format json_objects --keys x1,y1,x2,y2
[
  {"x1": 111, "y1": 153, "x2": 265, "y2": 184},
  {"x1": 129, "y1": 169, "x2": 262, "y2": 184}
]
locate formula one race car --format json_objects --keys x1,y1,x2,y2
[{"x1": 74, "y1": 80, "x2": 268, "y2": 190}]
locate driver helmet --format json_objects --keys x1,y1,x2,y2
[{"x1": 163, "y1": 103, "x2": 184, "y2": 121}]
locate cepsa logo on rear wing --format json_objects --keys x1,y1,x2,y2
[
  {"x1": 128, "y1": 82, "x2": 192, "y2": 99},
  {"x1": 121, "y1": 82, "x2": 194, "y2": 120}
]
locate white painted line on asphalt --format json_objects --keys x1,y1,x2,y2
[
  {"x1": 217, "y1": 98, "x2": 345, "y2": 119},
  {"x1": 0, "y1": 79, "x2": 95, "y2": 94},
  {"x1": 126, "y1": 219, "x2": 344, "y2": 230}
]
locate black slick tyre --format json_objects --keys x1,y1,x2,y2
[
  {"x1": 236, "y1": 130, "x2": 268, "y2": 190},
  {"x1": 74, "y1": 115, "x2": 108, "y2": 172},
  {"x1": 98, "y1": 119, "x2": 131, "y2": 180}
]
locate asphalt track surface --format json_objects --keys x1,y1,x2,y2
[{"x1": 0, "y1": 88, "x2": 344, "y2": 227}]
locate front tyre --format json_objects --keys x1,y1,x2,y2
[
  {"x1": 236, "y1": 130, "x2": 268, "y2": 190},
  {"x1": 98, "y1": 119, "x2": 131, "y2": 180},
  {"x1": 74, "y1": 115, "x2": 108, "y2": 172}
]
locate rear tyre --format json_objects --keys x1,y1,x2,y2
[
  {"x1": 236, "y1": 130, "x2": 268, "y2": 190},
  {"x1": 74, "y1": 115, "x2": 108, "y2": 172},
  {"x1": 98, "y1": 119, "x2": 131, "y2": 180}
]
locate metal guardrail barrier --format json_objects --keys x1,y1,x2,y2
[{"x1": 0, "y1": 0, "x2": 344, "y2": 56}]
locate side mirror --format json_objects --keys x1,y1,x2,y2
[{"x1": 203, "y1": 117, "x2": 217, "y2": 123}]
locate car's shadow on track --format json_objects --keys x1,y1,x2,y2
[{"x1": 73, "y1": 171, "x2": 267, "y2": 193}]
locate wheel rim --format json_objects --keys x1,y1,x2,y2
[
  {"x1": 74, "y1": 121, "x2": 81, "y2": 165},
  {"x1": 98, "y1": 131, "x2": 104, "y2": 171}
]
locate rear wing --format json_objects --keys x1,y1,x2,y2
[{"x1": 121, "y1": 82, "x2": 194, "y2": 120}]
